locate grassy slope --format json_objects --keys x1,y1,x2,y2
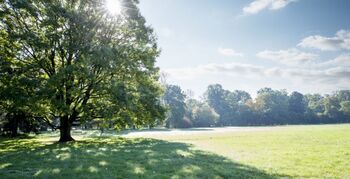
[{"x1": 0, "y1": 124, "x2": 349, "y2": 178}]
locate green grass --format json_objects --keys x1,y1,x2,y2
[
  {"x1": 149, "y1": 124, "x2": 350, "y2": 178},
  {"x1": 0, "y1": 124, "x2": 350, "y2": 178},
  {"x1": 0, "y1": 137, "x2": 283, "y2": 178}
]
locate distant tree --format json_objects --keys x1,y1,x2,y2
[
  {"x1": 0, "y1": 0, "x2": 165, "y2": 141},
  {"x1": 305, "y1": 94, "x2": 325, "y2": 115},
  {"x1": 205, "y1": 84, "x2": 232, "y2": 126},
  {"x1": 255, "y1": 88, "x2": 289, "y2": 125},
  {"x1": 227, "y1": 90, "x2": 252, "y2": 125},
  {"x1": 192, "y1": 103, "x2": 219, "y2": 127},
  {"x1": 238, "y1": 100, "x2": 257, "y2": 125},
  {"x1": 184, "y1": 98, "x2": 200, "y2": 123},
  {"x1": 203, "y1": 85, "x2": 350, "y2": 126},
  {"x1": 234, "y1": 90, "x2": 252, "y2": 104},
  {"x1": 322, "y1": 95, "x2": 341, "y2": 122},
  {"x1": 289, "y1": 91, "x2": 306, "y2": 114},
  {"x1": 288, "y1": 91, "x2": 306, "y2": 123},
  {"x1": 340, "y1": 101, "x2": 350, "y2": 118},
  {"x1": 257, "y1": 87, "x2": 274, "y2": 94},
  {"x1": 185, "y1": 99, "x2": 219, "y2": 127},
  {"x1": 335, "y1": 90, "x2": 350, "y2": 101},
  {"x1": 185, "y1": 89, "x2": 195, "y2": 99},
  {"x1": 159, "y1": 72, "x2": 169, "y2": 87},
  {"x1": 335, "y1": 90, "x2": 350, "y2": 122},
  {"x1": 163, "y1": 85, "x2": 186, "y2": 128}
]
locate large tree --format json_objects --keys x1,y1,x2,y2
[{"x1": 0, "y1": 0, "x2": 165, "y2": 142}]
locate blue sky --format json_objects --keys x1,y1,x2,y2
[{"x1": 138, "y1": 0, "x2": 350, "y2": 97}]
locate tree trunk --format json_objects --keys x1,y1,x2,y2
[
  {"x1": 59, "y1": 116, "x2": 74, "y2": 142},
  {"x1": 10, "y1": 116, "x2": 18, "y2": 137}
]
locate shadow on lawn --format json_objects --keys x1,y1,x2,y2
[
  {"x1": 116, "y1": 127, "x2": 214, "y2": 135},
  {"x1": 0, "y1": 137, "x2": 289, "y2": 178}
]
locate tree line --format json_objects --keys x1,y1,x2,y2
[{"x1": 163, "y1": 84, "x2": 350, "y2": 128}]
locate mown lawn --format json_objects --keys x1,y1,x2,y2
[
  {"x1": 0, "y1": 137, "x2": 282, "y2": 178},
  {"x1": 0, "y1": 124, "x2": 349, "y2": 178},
  {"x1": 148, "y1": 124, "x2": 350, "y2": 178}
]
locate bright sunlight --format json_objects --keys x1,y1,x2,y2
[{"x1": 105, "y1": 0, "x2": 121, "y2": 15}]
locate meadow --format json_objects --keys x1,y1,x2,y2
[{"x1": 1, "y1": 124, "x2": 349, "y2": 178}]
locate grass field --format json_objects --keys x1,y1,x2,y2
[{"x1": 1, "y1": 124, "x2": 350, "y2": 178}]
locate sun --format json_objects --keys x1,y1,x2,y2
[{"x1": 105, "y1": 0, "x2": 122, "y2": 15}]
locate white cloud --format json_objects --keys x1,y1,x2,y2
[
  {"x1": 318, "y1": 54, "x2": 350, "y2": 67},
  {"x1": 284, "y1": 67, "x2": 350, "y2": 85},
  {"x1": 164, "y1": 62, "x2": 350, "y2": 87},
  {"x1": 298, "y1": 30, "x2": 350, "y2": 51},
  {"x1": 243, "y1": 0, "x2": 296, "y2": 15},
  {"x1": 218, "y1": 47, "x2": 244, "y2": 57},
  {"x1": 161, "y1": 28, "x2": 350, "y2": 96},
  {"x1": 165, "y1": 63, "x2": 263, "y2": 80},
  {"x1": 256, "y1": 48, "x2": 317, "y2": 65},
  {"x1": 163, "y1": 61, "x2": 350, "y2": 98}
]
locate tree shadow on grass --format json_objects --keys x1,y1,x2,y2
[
  {"x1": 116, "y1": 127, "x2": 214, "y2": 136},
  {"x1": 0, "y1": 137, "x2": 289, "y2": 178},
  {"x1": 71, "y1": 128, "x2": 214, "y2": 137},
  {"x1": 0, "y1": 136, "x2": 42, "y2": 153}
]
